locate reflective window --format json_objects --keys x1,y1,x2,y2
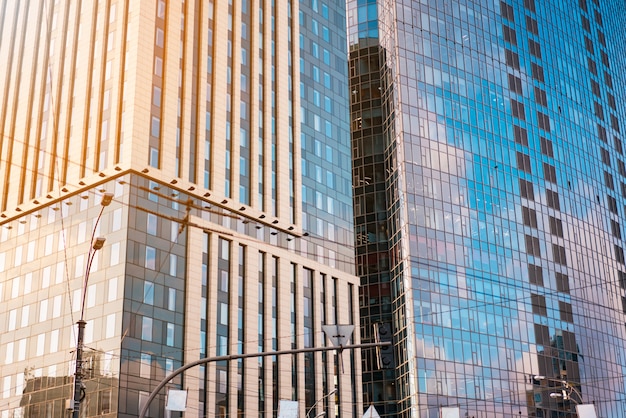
[{"x1": 141, "y1": 317, "x2": 153, "y2": 341}]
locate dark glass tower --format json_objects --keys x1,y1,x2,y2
[{"x1": 349, "y1": 0, "x2": 626, "y2": 417}]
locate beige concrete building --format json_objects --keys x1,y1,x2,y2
[{"x1": 0, "y1": 0, "x2": 360, "y2": 416}]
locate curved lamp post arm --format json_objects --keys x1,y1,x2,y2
[
  {"x1": 139, "y1": 341, "x2": 390, "y2": 418},
  {"x1": 534, "y1": 375, "x2": 583, "y2": 404},
  {"x1": 305, "y1": 388, "x2": 337, "y2": 418}
]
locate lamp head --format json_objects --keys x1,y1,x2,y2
[
  {"x1": 93, "y1": 237, "x2": 106, "y2": 250},
  {"x1": 101, "y1": 193, "x2": 114, "y2": 207}
]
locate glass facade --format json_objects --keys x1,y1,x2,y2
[
  {"x1": 349, "y1": 0, "x2": 626, "y2": 417},
  {"x1": 0, "y1": 0, "x2": 360, "y2": 417}
]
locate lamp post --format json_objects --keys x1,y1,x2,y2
[
  {"x1": 306, "y1": 388, "x2": 337, "y2": 418},
  {"x1": 533, "y1": 375, "x2": 583, "y2": 405},
  {"x1": 72, "y1": 193, "x2": 113, "y2": 418}
]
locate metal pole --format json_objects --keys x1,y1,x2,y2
[
  {"x1": 138, "y1": 341, "x2": 390, "y2": 418},
  {"x1": 72, "y1": 320, "x2": 86, "y2": 418}
]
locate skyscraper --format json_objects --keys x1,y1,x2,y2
[
  {"x1": 0, "y1": 1, "x2": 360, "y2": 417},
  {"x1": 349, "y1": 0, "x2": 626, "y2": 417}
]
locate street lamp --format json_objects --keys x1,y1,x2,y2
[
  {"x1": 72, "y1": 193, "x2": 113, "y2": 418},
  {"x1": 533, "y1": 375, "x2": 583, "y2": 404},
  {"x1": 549, "y1": 391, "x2": 576, "y2": 403},
  {"x1": 306, "y1": 388, "x2": 337, "y2": 418}
]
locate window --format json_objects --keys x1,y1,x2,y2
[
  {"x1": 145, "y1": 246, "x2": 156, "y2": 270},
  {"x1": 531, "y1": 294, "x2": 547, "y2": 316},
  {"x1": 528, "y1": 264, "x2": 543, "y2": 286},
  {"x1": 531, "y1": 63, "x2": 544, "y2": 82},
  {"x1": 607, "y1": 195, "x2": 618, "y2": 214},
  {"x1": 147, "y1": 213, "x2": 157, "y2": 235},
  {"x1": 8, "y1": 309, "x2": 17, "y2": 330},
  {"x1": 140, "y1": 353, "x2": 152, "y2": 378},
  {"x1": 500, "y1": 1, "x2": 514, "y2": 20},
  {"x1": 615, "y1": 245, "x2": 625, "y2": 264},
  {"x1": 581, "y1": 16, "x2": 590, "y2": 32},
  {"x1": 537, "y1": 111, "x2": 550, "y2": 131},
  {"x1": 552, "y1": 244, "x2": 567, "y2": 265},
  {"x1": 139, "y1": 391, "x2": 149, "y2": 415},
  {"x1": 154, "y1": 57, "x2": 163, "y2": 77},
  {"x1": 511, "y1": 99, "x2": 525, "y2": 119},
  {"x1": 505, "y1": 49, "x2": 520, "y2": 69},
  {"x1": 106, "y1": 314, "x2": 116, "y2": 339},
  {"x1": 39, "y1": 300, "x2": 48, "y2": 322},
  {"x1": 604, "y1": 171, "x2": 614, "y2": 189},
  {"x1": 591, "y1": 80, "x2": 600, "y2": 97},
  {"x1": 524, "y1": 0, "x2": 536, "y2": 12},
  {"x1": 534, "y1": 87, "x2": 547, "y2": 106},
  {"x1": 543, "y1": 163, "x2": 557, "y2": 183},
  {"x1": 584, "y1": 36, "x2": 594, "y2": 53},
  {"x1": 594, "y1": 102, "x2": 604, "y2": 119},
  {"x1": 549, "y1": 216, "x2": 564, "y2": 237},
  {"x1": 601, "y1": 51, "x2": 610, "y2": 67},
  {"x1": 559, "y1": 301, "x2": 574, "y2": 322},
  {"x1": 598, "y1": 124, "x2": 607, "y2": 142},
  {"x1": 604, "y1": 72, "x2": 613, "y2": 89},
  {"x1": 508, "y1": 74, "x2": 523, "y2": 94},
  {"x1": 5, "y1": 342, "x2": 13, "y2": 364},
  {"x1": 151, "y1": 116, "x2": 160, "y2": 138},
  {"x1": 520, "y1": 179, "x2": 535, "y2": 200},
  {"x1": 87, "y1": 285, "x2": 96, "y2": 308},
  {"x1": 588, "y1": 58, "x2": 597, "y2": 75},
  {"x1": 157, "y1": 0, "x2": 166, "y2": 18},
  {"x1": 169, "y1": 254, "x2": 177, "y2": 276},
  {"x1": 166, "y1": 323, "x2": 175, "y2": 346},
  {"x1": 522, "y1": 207, "x2": 537, "y2": 228},
  {"x1": 98, "y1": 390, "x2": 112, "y2": 414},
  {"x1": 556, "y1": 272, "x2": 570, "y2": 293},
  {"x1": 108, "y1": 278, "x2": 118, "y2": 302},
  {"x1": 540, "y1": 137, "x2": 554, "y2": 157},
  {"x1": 36, "y1": 333, "x2": 45, "y2": 356},
  {"x1": 528, "y1": 39, "x2": 541, "y2": 58},
  {"x1": 143, "y1": 282, "x2": 154, "y2": 305},
  {"x1": 534, "y1": 324, "x2": 549, "y2": 345},
  {"x1": 609, "y1": 94, "x2": 616, "y2": 110},
  {"x1": 612, "y1": 115, "x2": 620, "y2": 132},
  {"x1": 612, "y1": 220, "x2": 622, "y2": 239},
  {"x1": 153, "y1": 86, "x2": 161, "y2": 107},
  {"x1": 141, "y1": 317, "x2": 153, "y2": 341},
  {"x1": 503, "y1": 25, "x2": 517, "y2": 44},
  {"x1": 168, "y1": 288, "x2": 176, "y2": 311},
  {"x1": 546, "y1": 189, "x2": 560, "y2": 210},
  {"x1": 155, "y1": 28, "x2": 164, "y2": 48},
  {"x1": 21, "y1": 305, "x2": 29, "y2": 328},
  {"x1": 49, "y1": 329, "x2": 59, "y2": 353},
  {"x1": 112, "y1": 208, "x2": 122, "y2": 231},
  {"x1": 594, "y1": 10, "x2": 602, "y2": 26},
  {"x1": 516, "y1": 152, "x2": 532, "y2": 173},
  {"x1": 526, "y1": 16, "x2": 538, "y2": 34},
  {"x1": 525, "y1": 235, "x2": 541, "y2": 256}
]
